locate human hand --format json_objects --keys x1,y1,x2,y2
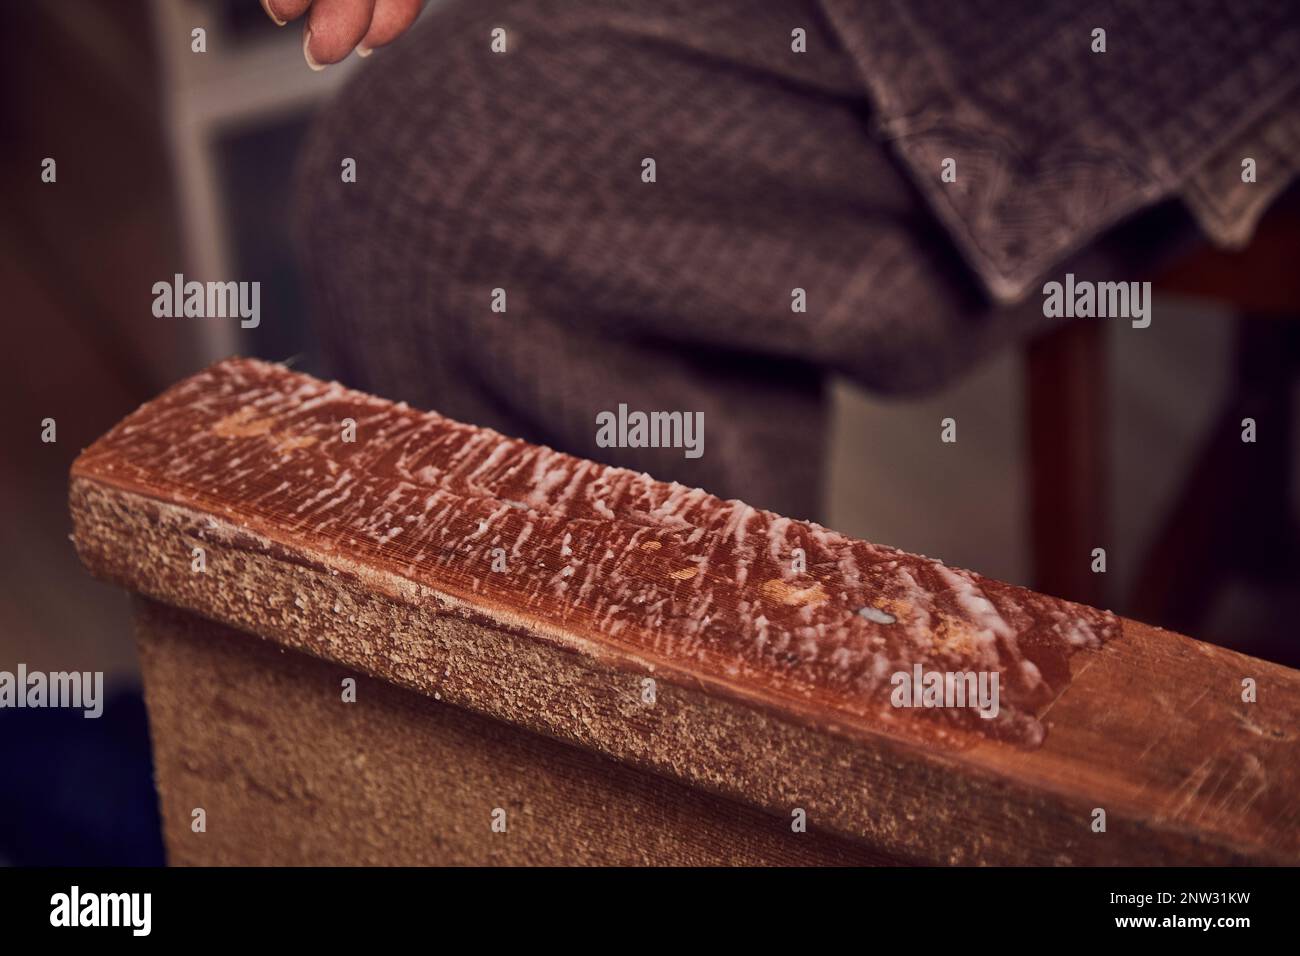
[{"x1": 260, "y1": 0, "x2": 425, "y2": 70}]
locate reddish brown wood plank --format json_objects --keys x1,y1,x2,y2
[{"x1": 70, "y1": 358, "x2": 1300, "y2": 864}]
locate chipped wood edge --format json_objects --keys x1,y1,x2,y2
[{"x1": 69, "y1": 473, "x2": 1298, "y2": 865}]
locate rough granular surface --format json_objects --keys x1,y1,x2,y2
[{"x1": 76, "y1": 358, "x2": 1119, "y2": 747}]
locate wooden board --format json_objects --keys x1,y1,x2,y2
[
  {"x1": 134, "y1": 597, "x2": 897, "y2": 865},
  {"x1": 70, "y1": 358, "x2": 1300, "y2": 864}
]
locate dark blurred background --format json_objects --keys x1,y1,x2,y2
[{"x1": 1, "y1": 0, "x2": 1297, "y2": 865}]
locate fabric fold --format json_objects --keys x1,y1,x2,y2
[{"x1": 819, "y1": 0, "x2": 1300, "y2": 303}]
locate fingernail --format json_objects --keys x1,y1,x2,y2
[
  {"x1": 304, "y1": 29, "x2": 325, "y2": 71},
  {"x1": 260, "y1": 0, "x2": 286, "y2": 27},
  {"x1": 356, "y1": 44, "x2": 374, "y2": 58}
]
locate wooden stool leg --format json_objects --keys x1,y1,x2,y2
[
  {"x1": 1234, "y1": 316, "x2": 1296, "y2": 578},
  {"x1": 1131, "y1": 314, "x2": 1298, "y2": 634},
  {"x1": 1025, "y1": 319, "x2": 1108, "y2": 607}
]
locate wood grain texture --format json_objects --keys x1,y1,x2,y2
[
  {"x1": 70, "y1": 358, "x2": 1300, "y2": 864},
  {"x1": 135, "y1": 598, "x2": 898, "y2": 866}
]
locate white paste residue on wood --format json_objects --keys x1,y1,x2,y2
[{"x1": 76, "y1": 358, "x2": 1120, "y2": 746}]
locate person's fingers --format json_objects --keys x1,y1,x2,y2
[
  {"x1": 303, "y1": 0, "x2": 377, "y2": 69},
  {"x1": 357, "y1": 0, "x2": 424, "y2": 55},
  {"x1": 262, "y1": 0, "x2": 312, "y2": 26}
]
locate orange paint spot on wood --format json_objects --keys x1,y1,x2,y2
[
  {"x1": 213, "y1": 408, "x2": 274, "y2": 438},
  {"x1": 761, "y1": 578, "x2": 827, "y2": 607},
  {"x1": 275, "y1": 435, "x2": 319, "y2": 453}
]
